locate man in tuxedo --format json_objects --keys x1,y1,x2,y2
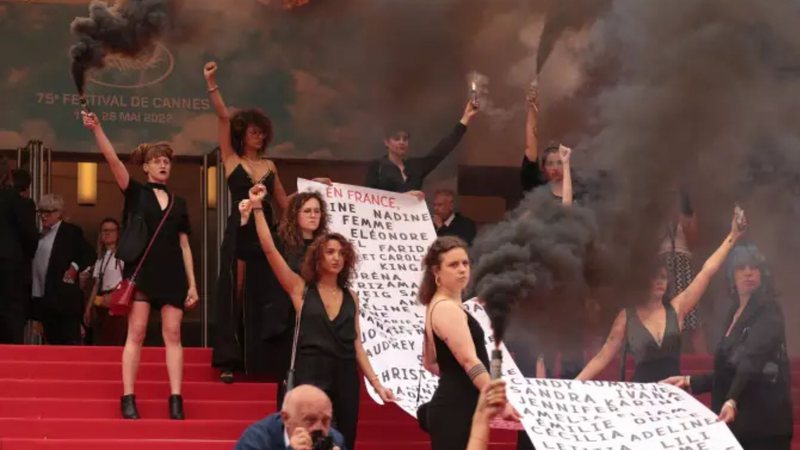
[
  {"x1": 0, "y1": 168, "x2": 38, "y2": 343},
  {"x1": 432, "y1": 189, "x2": 477, "y2": 245},
  {"x1": 31, "y1": 194, "x2": 94, "y2": 345},
  {"x1": 235, "y1": 385, "x2": 346, "y2": 450}
]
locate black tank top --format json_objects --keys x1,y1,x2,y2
[
  {"x1": 625, "y1": 303, "x2": 681, "y2": 382},
  {"x1": 429, "y1": 302, "x2": 490, "y2": 406},
  {"x1": 297, "y1": 283, "x2": 357, "y2": 359}
]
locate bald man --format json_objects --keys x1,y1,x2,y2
[
  {"x1": 432, "y1": 189, "x2": 477, "y2": 245},
  {"x1": 235, "y1": 385, "x2": 346, "y2": 450}
]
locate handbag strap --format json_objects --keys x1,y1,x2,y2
[
  {"x1": 129, "y1": 194, "x2": 175, "y2": 281},
  {"x1": 289, "y1": 284, "x2": 310, "y2": 372}
]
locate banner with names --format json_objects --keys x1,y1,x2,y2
[
  {"x1": 296, "y1": 178, "x2": 742, "y2": 450},
  {"x1": 295, "y1": 178, "x2": 522, "y2": 414},
  {"x1": 507, "y1": 378, "x2": 742, "y2": 450}
]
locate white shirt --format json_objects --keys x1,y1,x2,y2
[
  {"x1": 32, "y1": 220, "x2": 62, "y2": 298},
  {"x1": 443, "y1": 213, "x2": 456, "y2": 227},
  {"x1": 284, "y1": 429, "x2": 290, "y2": 448},
  {"x1": 93, "y1": 250, "x2": 124, "y2": 293}
]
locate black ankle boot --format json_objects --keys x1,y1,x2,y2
[
  {"x1": 219, "y1": 370, "x2": 234, "y2": 384},
  {"x1": 120, "y1": 394, "x2": 140, "y2": 419},
  {"x1": 169, "y1": 394, "x2": 185, "y2": 420}
]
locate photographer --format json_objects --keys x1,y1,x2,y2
[{"x1": 235, "y1": 385, "x2": 346, "y2": 450}]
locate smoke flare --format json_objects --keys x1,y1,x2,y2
[
  {"x1": 69, "y1": 0, "x2": 177, "y2": 95},
  {"x1": 471, "y1": 189, "x2": 602, "y2": 344}
]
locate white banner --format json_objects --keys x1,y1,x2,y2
[
  {"x1": 296, "y1": 179, "x2": 742, "y2": 450},
  {"x1": 508, "y1": 378, "x2": 742, "y2": 450},
  {"x1": 296, "y1": 179, "x2": 522, "y2": 414}
]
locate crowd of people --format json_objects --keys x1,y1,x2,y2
[{"x1": 0, "y1": 58, "x2": 793, "y2": 450}]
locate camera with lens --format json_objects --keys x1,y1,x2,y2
[{"x1": 310, "y1": 430, "x2": 334, "y2": 450}]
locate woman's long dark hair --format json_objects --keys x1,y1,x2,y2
[
  {"x1": 418, "y1": 236, "x2": 469, "y2": 306},
  {"x1": 725, "y1": 243, "x2": 775, "y2": 301},
  {"x1": 278, "y1": 192, "x2": 329, "y2": 260},
  {"x1": 300, "y1": 233, "x2": 358, "y2": 289}
]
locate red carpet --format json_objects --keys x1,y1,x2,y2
[
  {"x1": 0, "y1": 345, "x2": 796, "y2": 449},
  {"x1": 0, "y1": 345, "x2": 517, "y2": 449}
]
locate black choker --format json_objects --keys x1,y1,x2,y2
[{"x1": 147, "y1": 182, "x2": 169, "y2": 191}]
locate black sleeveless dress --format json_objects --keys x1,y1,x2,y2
[
  {"x1": 427, "y1": 306, "x2": 490, "y2": 450},
  {"x1": 294, "y1": 283, "x2": 360, "y2": 450},
  {"x1": 625, "y1": 303, "x2": 681, "y2": 382},
  {"x1": 212, "y1": 164, "x2": 284, "y2": 376}
]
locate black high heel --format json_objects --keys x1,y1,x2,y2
[
  {"x1": 120, "y1": 394, "x2": 140, "y2": 419},
  {"x1": 169, "y1": 394, "x2": 185, "y2": 420}
]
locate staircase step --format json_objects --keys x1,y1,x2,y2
[
  {"x1": 0, "y1": 398, "x2": 271, "y2": 420},
  {"x1": 0, "y1": 379, "x2": 275, "y2": 401},
  {"x1": 0, "y1": 345, "x2": 210, "y2": 364},
  {"x1": 0, "y1": 439, "x2": 519, "y2": 450},
  {"x1": 0, "y1": 439, "x2": 235, "y2": 450},
  {"x1": 0, "y1": 361, "x2": 217, "y2": 382},
  {"x1": 0, "y1": 397, "x2": 409, "y2": 421},
  {"x1": 0, "y1": 418, "x2": 429, "y2": 440}
]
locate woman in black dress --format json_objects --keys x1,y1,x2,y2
[
  {"x1": 248, "y1": 184, "x2": 394, "y2": 450},
  {"x1": 82, "y1": 113, "x2": 198, "y2": 420},
  {"x1": 204, "y1": 62, "x2": 291, "y2": 383},
  {"x1": 238, "y1": 190, "x2": 329, "y2": 406},
  {"x1": 664, "y1": 244, "x2": 793, "y2": 450},
  {"x1": 365, "y1": 100, "x2": 479, "y2": 199},
  {"x1": 419, "y1": 236, "x2": 519, "y2": 450},
  {"x1": 576, "y1": 207, "x2": 745, "y2": 383}
]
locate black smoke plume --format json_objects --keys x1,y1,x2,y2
[
  {"x1": 536, "y1": 0, "x2": 609, "y2": 74},
  {"x1": 473, "y1": 0, "x2": 800, "y2": 351},
  {"x1": 471, "y1": 189, "x2": 605, "y2": 344},
  {"x1": 69, "y1": 0, "x2": 177, "y2": 95}
]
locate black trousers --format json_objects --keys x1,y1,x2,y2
[
  {"x1": 35, "y1": 299, "x2": 81, "y2": 345},
  {"x1": 0, "y1": 264, "x2": 29, "y2": 344},
  {"x1": 295, "y1": 353, "x2": 360, "y2": 450},
  {"x1": 0, "y1": 308, "x2": 25, "y2": 344}
]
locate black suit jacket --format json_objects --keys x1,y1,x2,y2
[
  {"x1": 42, "y1": 222, "x2": 95, "y2": 317},
  {"x1": 0, "y1": 187, "x2": 38, "y2": 262},
  {"x1": 436, "y1": 213, "x2": 477, "y2": 245},
  {"x1": 234, "y1": 413, "x2": 347, "y2": 450},
  {"x1": 690, "y1": 298, "x2": 793, "y2": 440}
]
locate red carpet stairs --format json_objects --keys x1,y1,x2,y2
[
  {"x1": 0, "y1": 345, "x2": 518, "y2": 450},
  {"x1": 0, "y1": 345, "x2": 796, "y2": 449}
]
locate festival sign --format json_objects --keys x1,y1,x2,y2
[
  {"x1": 296, "y1": 178, "x2": 742, "y2": 450},
  {"x1": 0, "y1": 2, "x2": 455, "y2": 158}
]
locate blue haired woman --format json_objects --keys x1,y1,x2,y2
[{"x1": 663, "y1": 244, "x2": 793, "y2": 450}]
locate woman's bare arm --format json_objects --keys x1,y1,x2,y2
[
  {"x1": 576, "y1": 310, "x2": 626, "y2": 381},
  {"x1": 431, "y1": 301, "x2": 490, "y2": 391},
  {"x1": 204, "y1": 62, "x2": 239, "y2": 173},
  {"x1": 82, "y1": 113, "x2": 129, "y2": 190}
]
